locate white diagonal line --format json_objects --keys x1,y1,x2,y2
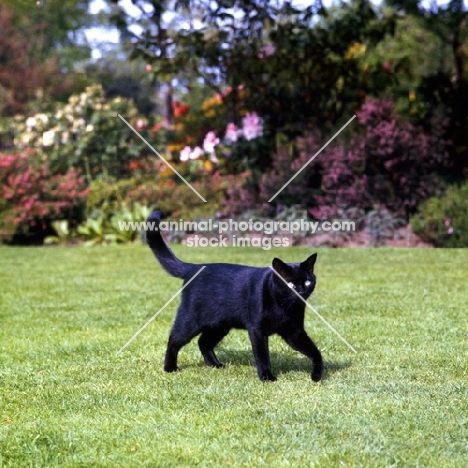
[
  {"x1": 269, "y1": 266, "x2": 357, "y2": 353},
  {"x1": 268, "y1": 115, "x2": 357, "y2": 202},
  {"x1": 117, "y1": 266, "x2": 206, "y2": 354},
  {"x1": 118, "y1": 114, "x2": 207, "y2": 203}
]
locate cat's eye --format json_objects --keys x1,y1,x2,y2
[
  {"x1": 287, "y1": 282, "x2": 295, "y2": 289},
  {"x1": 305, "y1": 280, "x2": 312, "y2": 287}
]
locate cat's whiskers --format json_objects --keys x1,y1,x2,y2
[{"x1": 279, "y1": 294, "x2": 299, "y2": 311}]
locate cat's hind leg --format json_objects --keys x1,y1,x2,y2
[
  {"x1": 164, "y1": 313, "x2": 201, "y2": 372},
  {"x1": 198, "y1": 327, "x2": 229, "y2": 368}
]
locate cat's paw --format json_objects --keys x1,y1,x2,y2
[
  {"x1": 311, "y1": 371, "x2": 322, "y2": 382},
  {"x1": 259, "y1": 371, "x2": 277, "y2": 382},
  {"x1": 206, "y1": 362, "x2": 225, "y2": 368},
  {"x1": 164, "y1": 365, "x2": 181, "y2": 373},
  {"x1": 311, "y1": 361, "x2": 323, "y2": 382}
]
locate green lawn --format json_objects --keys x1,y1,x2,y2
[{"x1": 1, "y1": 245, "x2": 467, "y2": 467}]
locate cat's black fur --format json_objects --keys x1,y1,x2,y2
[{"x1": 146, "y1": 210, "x2": 323, "y2": 382}]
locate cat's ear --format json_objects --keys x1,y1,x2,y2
[
  {"x1": 272, "y1": 258, "x2": 292, "y2": 279},
  {"x1": 302, "y1": 253, "x2": 317, "y2": 272}
]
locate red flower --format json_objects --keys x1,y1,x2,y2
[
  {"x1": 127, "y1": 160, "x2": 140, "y2": 171},
  {"x1": 174, "y1": 105, "x2": 190, "y2": 117},
  {"x1": 151, "y1": 123, "x2": 161, "y2": 135}
]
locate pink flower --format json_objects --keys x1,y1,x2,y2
[
  {"x1": 225, "y1": 123, "x2": 241, "y2": 143},
  {"x1": 242, "y1": 112, "x2": 263, "y2": 141},
  {"x1": 447, "y1": 227, "x2": 453, "y2": 234},
  {"x1": 258, "y1": 45, "x2": 275, "y2": 58},
  {"x1": 203, "y1": 131, "x2": 219, "y2": 153},
  {"x1": 180, "y1": 146, "x2": 192, "y2": 162},
  {"x1": 190, "y1": 146, "x2": 204, "y2": 160},
  {"x1": 444, "y1": 219, "x2": 451, "y2": 226}
]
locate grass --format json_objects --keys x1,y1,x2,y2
[{"x1": 0, "y1": 245, "x2": 467, "y2": 467}]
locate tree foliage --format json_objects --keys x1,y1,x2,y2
[
  {"x1": 107, "y1": 0, "x2": 396, "y2": 135},
  {"x1": 0, "y1": 5, "x2": 73, "y2": 116},
  {"x1": 385, "y1": 0, "x2": 468, "y2": 175},
  {"x1": 2, "y1": 0, "x2": 94, "y2": 69}
]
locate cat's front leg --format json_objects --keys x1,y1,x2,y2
[
  {"x1": 248, "y1": 329, "x2": 277, "y2": 381},
  {"x1": 279, "y1": 328, "x2": 323, "y2": 382}
]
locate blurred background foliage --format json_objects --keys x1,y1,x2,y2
[{"x1": 0, "y1": 0, "x2": 467, "y2": 246}]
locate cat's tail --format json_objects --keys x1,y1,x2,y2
[{"x1": 145, "y1": 210, "x2": 193, "y2": 279}]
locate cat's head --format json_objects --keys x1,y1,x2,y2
[{"x1": 272, "y1": 253, "x2": 317, "y2": 299}]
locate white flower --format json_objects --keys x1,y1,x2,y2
[
  {"x1": 43, "y1": 130, "x2": 55, "y2": 147},
  {"x1": 61, "y1": 131, "x2": 70, "y2": 144},
  {"x1": 20, "y1": 133, "x2": 32, "y2": 145},
  {"x1": 190, "y1": 146, "x2": 204, "y2": 160},
  {"x1": 203, "y1": 131, "x2": 219, "y2": 153},
  {"x1": 72, "y1": 118, "x2": 85, "y2": 131},
  {"x1": 26, "y1": 117, "x2": 36, "y2": 130},
  {"x1": 85, "y1": 124, "x2": 94, "y2": 132},
  {"x1": 180, "y1": 146, "x2": 192, "y2": 162},
  {"x1": 36, "y1": 114, "x2": 48, "y2": 125}
]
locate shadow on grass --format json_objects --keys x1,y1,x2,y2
[{"x1": 184, "y1": 348, "x2": 352, "y2": 380}]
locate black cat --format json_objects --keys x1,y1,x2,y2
[{"x1": 145, "y1": 211, "x2": 323, "y2": 382}]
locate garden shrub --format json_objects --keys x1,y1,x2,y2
[
  {"x1": 364, "y1": 206, "x2": 406, "y2": 246},
  {"x1": 0, "y1": 150, "x2": 88, "y2": 243},
  {"x1": 410, "y1": 183, "x2": 468, "y2": 247},
  {"x1": 76, "y1": 203, "x2": 154, "y2": 246},
  {"x1": 85, "y1": 162, "x2": 251, "y2": 221},
  {"x1": 343, "y1": 98, "x2": 448, "y2": 217},
  {"x1": 260, "y1": 98, "x2": 449, "y2": 220},
  {"x1": 258, "y1": 132, "x2": 325, "y2": 210}
]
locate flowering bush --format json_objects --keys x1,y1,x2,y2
[
  {"x1": 260, "y1": 99, "x2": 449, "y2": 219},
  {"x1": 12, "y1": 85, "x2": 155, "y2": 180},
  {"x1": 176, "y1": 110, "x2": 267, "y2": 178},
  {"x1": 342, "y1": 98, "x2": 448, "y2": 216},
  {"x1": 0, "y1": 150, "x2": 88, "y2": 243}
]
